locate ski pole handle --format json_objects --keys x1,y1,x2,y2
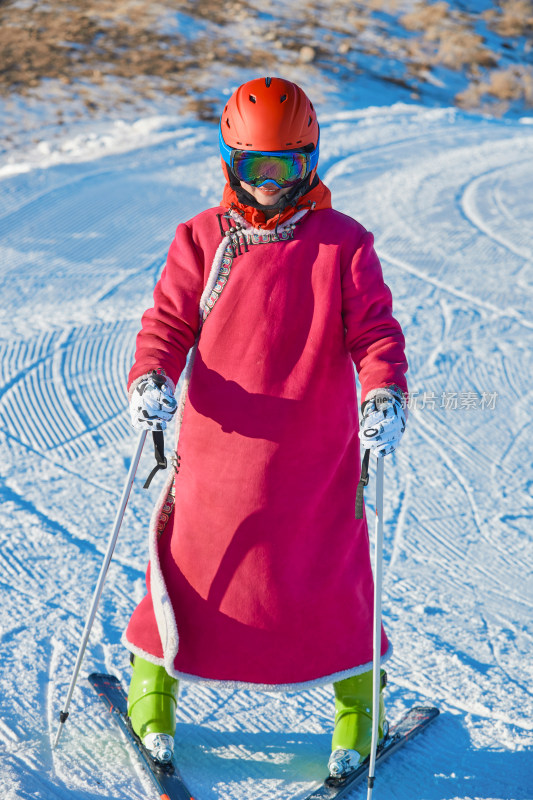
[
  {"x1": 53, "y1": 430, "x2": 147, "y2": 749},
  {"x1": 143, "y1": 370, "x2": 170, "y2": 489},
  {"x1": 149, "y1": 369, "x2": 167, "y2": 388}
]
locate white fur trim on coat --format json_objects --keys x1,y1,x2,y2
[{"x1": 121, "y1": 638, "x2": 393, "y2": 691}]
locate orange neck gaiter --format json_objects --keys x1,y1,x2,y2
[{"x1": 221, "y1": 176, "x2": 332, "y2": 230}]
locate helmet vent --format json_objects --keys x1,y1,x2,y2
[
  {"x1": 265, "y1": 77, "x2": 272, "y2": 87},
  {"x1": 308, "y1": 115, "x2": 312, "y2": 126},
  {"x1": 225, "y1": 119, "x2": 231, "y2": 128},
  {"x1": 249, "y1": 94, "x2": 256, "y2": 103},
  {"x1": 280, "y1": 94, "x2": 287, "y2": 103}
]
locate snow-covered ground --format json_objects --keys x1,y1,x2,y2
[{"x1": 0, "y1": 95, "x2": 532, "y2": 800}]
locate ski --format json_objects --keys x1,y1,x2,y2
[
  {"x1": 88, "y1": 672, "x2": 195, "y2": 800},
  {"x1": 304, "y1": 705, "x2": 440, "y2": 799},
  {"x1": 88, "y1": 673, "x2": 437, "y2": 800}
]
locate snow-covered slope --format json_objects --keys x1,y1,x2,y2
[{"x1": 0, "y1": 104, "x2": 532, "y2": 800}]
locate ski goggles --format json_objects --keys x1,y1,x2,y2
[{"x1": 219, "y1": 127, "x2": 319, "y2": 188}]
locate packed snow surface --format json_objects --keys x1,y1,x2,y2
[{"x1": 0, "y1": 103, "x2": 532, "y2": 800}]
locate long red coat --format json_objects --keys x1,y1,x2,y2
[{"x1": 124, "y1": 182, "x2": 408, "y2": 689}]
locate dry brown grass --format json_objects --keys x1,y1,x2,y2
[
  {"x1": 400, "y1": 2, "x2": 497, "y2": 71},
  {"x1": 401, "y1": 1, "x2": 451, "y2": 31},
  {"x1": 0, "y1": 0, "x2": 274, "y2": 120},
  {"x1": 0, "y1": 0, "x2": 383, "y2": 124},
  {"x1": 451, "y1": 0, "x2": 533, "y2": 114},
  {"x1": 489, "y1": 67, "x2": 531, "y2": 100},
  {"x1": 436, "y1": 30, "x2": 496, "y2": 70},
  {"x1": 0, "y1": 0, "x2": 532, "y2": 126},
  {"x1": 484, "y1": 0, "x2": 533, "y2": 38},
  {"x1": 398, "y1": 0, "x2": 533, "y2": 113},
  {"x1": 456, "y1": 65, "x2": 533, "y2": 114}
]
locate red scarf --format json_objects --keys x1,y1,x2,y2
[{"x1": 221, "y1": 176, "x2": 332, "y2": 230}]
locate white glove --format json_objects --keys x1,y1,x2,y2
[
  {"x1": 359, "y1": 387, "x2": 407, "y2": 458},
  {"x1": 129, "y1": 373, "x2": 177, "y2": 431}
]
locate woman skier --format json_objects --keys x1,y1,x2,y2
[{"x1": 125, "y1": 76, "x2": 408, "y2": 778}]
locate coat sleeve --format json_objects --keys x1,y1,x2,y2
[
  {"x1": 127, "y1": 223, "x2": 205, "y2": 391},
  {"x1": 342, "y1": 230, "x2": 408, "y2": 403}
]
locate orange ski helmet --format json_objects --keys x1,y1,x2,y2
[{"x1": 220, "y1": 76, "x2": 319, "y2": 151}]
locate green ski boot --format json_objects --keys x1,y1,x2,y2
[
  {"x1": 127, "y1": 655, "x2": 179, "y2": 764},
  {"x1": 328, "y1": 669, "x2": 388, "y2": 778}
]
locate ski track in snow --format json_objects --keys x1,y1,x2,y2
[{"x1": 0, "y1": 105, "x2": 532, "y2": 800}]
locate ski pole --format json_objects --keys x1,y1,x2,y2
[
  {"x1": 53, "y1": 429, "x2": 147, "y2": 749},
  {"x1": 367, "y1": 456, "x2": 384, "y2": 800}
]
